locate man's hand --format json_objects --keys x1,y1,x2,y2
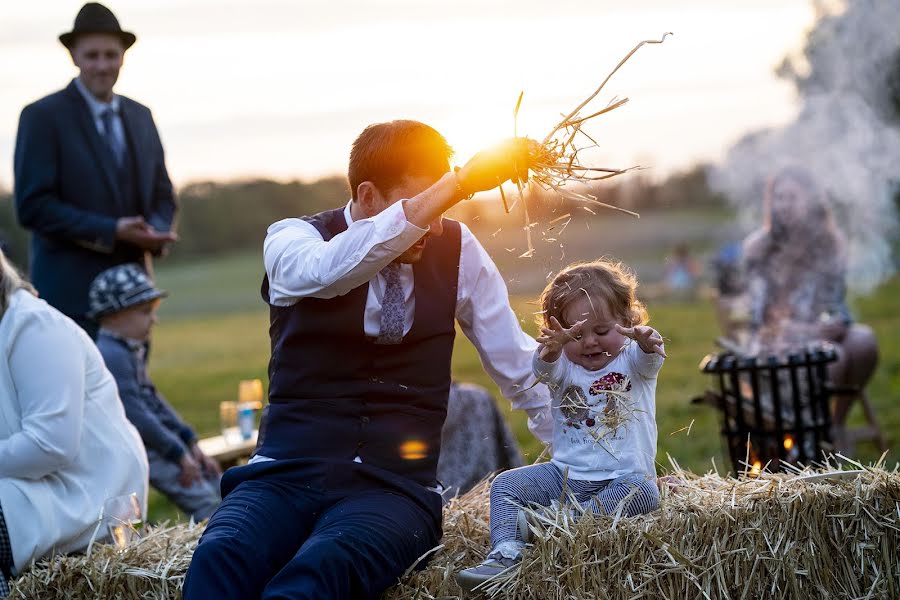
[
  {"x1": 402, "y1": 137, "x2": 544, "y2": 230},
  {"x1": 456, "y1": 137, "x2": 543, "y2": 196},
  {"x1": 615, "y1": 324, "x2": 667, "y2": 358},
  {"x1": 116, "y1": 216, "x2": 179, "y2": 252},
  {"x1": 537, "y1": 316, "x2": 585, "y2": 363},
  {"x1": 191, "y1": 443, "x2": 222, "y2": 478},
  {"x1": 178, "y1": 451, "x2": 202, "y2": 488}
]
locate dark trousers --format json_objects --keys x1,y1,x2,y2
[{"x1": 183, "y1": 458, "x2": 442, "y2": 600}]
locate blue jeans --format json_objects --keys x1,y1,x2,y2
[{"x1": 183, "y1": 458, "x2": 442, "y2": 600}]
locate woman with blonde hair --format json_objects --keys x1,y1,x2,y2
[{"x1": 0, "y1": 252, "x2": 148, "y2": 594}]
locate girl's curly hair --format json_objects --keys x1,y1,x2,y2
[{"x1": 538, "y1": 258, "x2": 648, "y2": 330}]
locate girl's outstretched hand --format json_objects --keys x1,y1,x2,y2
[
  {"x1": 537, "y1": 316, "x2": 585, "y2": 362},
  {"x1": 615, "y1": 324, "x2": 667, "y2": 358}
]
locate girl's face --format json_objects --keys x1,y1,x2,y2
[{"x1": 560, "y1": 295, "x2": 628, "y2": 371}]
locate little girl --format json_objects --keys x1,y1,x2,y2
[{"x1": 457, "y1": 259, "x2": 665, "y2": 590}]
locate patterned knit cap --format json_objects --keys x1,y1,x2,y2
[{"x1": 87, "y1": 263, "x2": 167, "y2": 319}]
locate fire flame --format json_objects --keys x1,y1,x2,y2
[{"x1": 783, "y1": 436, "x2": 795, "y2": 451}]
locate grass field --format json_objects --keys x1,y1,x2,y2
[{"x1": 146, "y1": 214, "x2": 898, "y2": 521}]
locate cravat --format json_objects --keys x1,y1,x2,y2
[
  {"x1": 99, "y1": 108, "x2": 124, "y2": 169},
  {"x1": 376, "y1": 263, "x2": 404, "y2": 344}
]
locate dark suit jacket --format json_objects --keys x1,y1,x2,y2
[{"x1": 13, "y1": 79, "x2": 176, "y2": 321}]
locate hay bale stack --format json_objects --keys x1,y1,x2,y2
[
  {"x1": 10, "y1": 468, "x2": 899, "y2": 599},
  {"x1": 386, "y1": 468, "x2": 900, "y2": 599}
]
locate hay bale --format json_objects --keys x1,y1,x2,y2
[
  {"x1": 386, "y1": 467, "x2": 900, "y2": 599},
  {"x1": 10, "y1": 468, "x2": 899, "y2": 599},
  {"x1": 9, "y1": 522, "x2": 202, "y2": 600}
]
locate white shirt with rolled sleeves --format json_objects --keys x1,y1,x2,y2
[{"x1": 261, "y1": 200, "x2": 553, "y2": 448}]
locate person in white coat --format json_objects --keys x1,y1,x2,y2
[{"x1": 0, "y1": 251, "x2": 148, "y2": 594}]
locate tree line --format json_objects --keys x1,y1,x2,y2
[{"x1": 0, "y1": 164, "x2": 725, "y2": 269}]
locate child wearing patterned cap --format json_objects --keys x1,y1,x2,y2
[
  {"x1": 89, "y1": 263, "x2": 221, "y2": 521},
  {"x1": 458, "y1": 258, "x2": 665, "y2": 591}
]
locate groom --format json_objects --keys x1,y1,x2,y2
[{"x1": 184, "y1": 121, "x2": 552, "y2": 599}]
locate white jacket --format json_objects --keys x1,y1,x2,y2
[{"x1": 0, "y1": 290, "x2": 148, "y2": 573}]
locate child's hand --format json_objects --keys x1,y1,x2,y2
[
  {"x1": 615, "y1": 324, "x2": 667, "y2": 358},
  {"x1": 537, "y1": 316, "x2": 585, "y2": 361}
]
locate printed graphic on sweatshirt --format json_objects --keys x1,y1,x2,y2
[{"x1": 560, "y1": 373, "x2": 637, "y2": 452}]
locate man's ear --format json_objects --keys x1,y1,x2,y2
[{"x1": 355, "y1": 181, "x2": 383, "y2": 218}]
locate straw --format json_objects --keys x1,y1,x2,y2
[
  {"x1": 501, "y1": 33, "x2": 672, "y2": 257},
  {"x1": 12, "y1": 463, "x2": 896, "y2": 599},
  {"x1": 385, "y1": 463, "x2": 900, "y2": 599}
]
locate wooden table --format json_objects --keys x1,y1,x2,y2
[{"x1": 198, "y1": 430, "x2": 258, "y2": 469}]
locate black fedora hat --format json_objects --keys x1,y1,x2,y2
[{"x1": 59, "y1": 3, "x2": 136, "y2": 49}]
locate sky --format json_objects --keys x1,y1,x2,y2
[{"x1": 0, "y1": 0, "x2": 816, "y2": 188}]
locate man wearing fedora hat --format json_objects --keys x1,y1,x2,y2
[{"x1": 13, "y1": 2, "x2": 177, "y2": 339}]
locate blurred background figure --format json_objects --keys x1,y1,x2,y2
[
  {"x1": 0, "y1": 250, "x2": 148, "y2": 595},
  {"x1": 91, "y1": 264, "x2": 221, "y2": 522},
  {"x1": 437, "y1": 382, "x2": 525, "y2": 501},
  {"x1": 13, "y1": 2, "x2": 177, "y2": 339},
  {"x1": 741, "y1": 166, "x2": 883, "y2": 451},
  {"x1": 710, "y1": 240, "x2": 749, "y2": 349},
  {"x1": 663, "y1": 242, "x2": 701, "y2": 299}
]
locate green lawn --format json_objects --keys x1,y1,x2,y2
[{"x1": 146, "y1": 249, "x2": 899, "y2": 522}]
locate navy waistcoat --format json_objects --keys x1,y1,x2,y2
[{"x1": 256, "y1": 207, "x2": 461, "y2": 486}]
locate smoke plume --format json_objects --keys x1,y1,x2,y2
[{"x1": 709, "y1": 0, "x2": 900, "y2": 293}]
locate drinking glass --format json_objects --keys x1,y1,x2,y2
[
  {"x1": 103, "y1": 493, "x2": 143, "y2": 549},
  {"x1": 220, "y1": 400, "x2": 241, "y2": 445},
  {"x1": 237, "y1": 379, "x2": 264, "y2": 441},
  {"x1": 238, "y1": 379, "x2": 264, "y2": 406}
]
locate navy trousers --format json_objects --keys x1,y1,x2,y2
[{"x1": 183, "y1": 458, "x2": 442, "y2": 600}]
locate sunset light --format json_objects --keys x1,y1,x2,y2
[{"x1": 0, "y1": 1, "x2": 815, "y2": 186}]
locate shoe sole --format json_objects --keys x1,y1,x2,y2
[
  {"x1": 456, "y1": 571, "x2": 489, "y2": 595},
  {"x1": 456, "y1": 565, "x2": 517, "y2": 595},
  {"x1": 517, "y1": 509, "x2": 531, "y2": 543}
]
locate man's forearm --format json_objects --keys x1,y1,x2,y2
[{"x1": 401, "y1": 172, "x2": 466, "y2": 229}]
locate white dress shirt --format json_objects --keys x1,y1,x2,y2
[
  {"x1": 73, "y1": 77, "x2": 126, "y2": 152},
  {"x1": 263, "y1": 200, "x2": 553, "y2": 443}
]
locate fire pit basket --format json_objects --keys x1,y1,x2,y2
[{"x1": 699, "y1": 345, "x2": 838, "y2": 474}]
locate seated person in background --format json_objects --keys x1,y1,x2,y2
[
  {"x1": 710, "y1": 240, "x2": 750, "y2": 349},
  {"x1": 742, "y1": 166, "x2": 878, "y2": 390},
  {"x1": 437, "y1": 382, "x2": 525, "y2": 500},
  {"x1": 663, "y1": 242, "x2": 700, "y2": 298},
  {"x1": 90, "y1": 264, "x2": 221, "y2": 521},
  {"x1": 742, "y1": 166, "x2": 880, "y2": 450},
  {"x1": 0, "y1": 251, "x2": 148, "y2": 595}
]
